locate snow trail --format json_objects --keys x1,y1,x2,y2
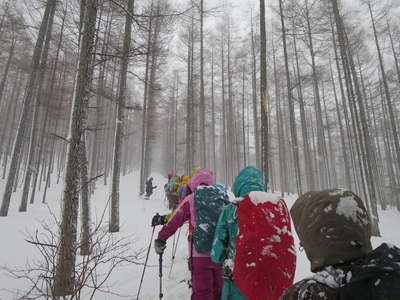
[{"x1": 0, "y1": 173, "x2": 399, "y2": 299}]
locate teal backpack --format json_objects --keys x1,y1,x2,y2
[{"x1": 193, "y1": 185, "x2": 229, "y2": 253}]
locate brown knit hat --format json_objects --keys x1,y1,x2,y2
[{"x1": 290, "y1": 189, "x2": 372, "y2": 272}]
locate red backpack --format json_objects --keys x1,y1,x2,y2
[{"x1": 233, "y1": 192, "x2": 296, "y2": 300}]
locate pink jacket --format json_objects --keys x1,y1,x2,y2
[{"x1": 158, "y1": 168, "x2": 214, "y2": 258}]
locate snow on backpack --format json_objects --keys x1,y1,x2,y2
[
  {"x1": 233, "y1": 192, "x2": 296, "y2": 300},
  {"x1": 193, "y1": 185, "x2": 229, "y2": 254}
]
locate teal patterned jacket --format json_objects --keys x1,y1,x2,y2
[{"x1": 211, "y1": 203, "x2": 248, "y2": 300}]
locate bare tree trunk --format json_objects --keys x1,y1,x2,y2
[
  {"x1": 329, "y1": 15, "x2": 353, "y2": 189},
  {"x1": 267, "y1": 92, "x2": 274, "y2": 191},
  {"x1": 0, "y1": 0, "x2": 56, "y2": 216},
  {"x1": 221, "y1": 37, "x2": 228, "y2": 184},
  {"x1": 32, "y1": 6, "x2": 67, "y2": 205},
  {"x1": 279, "y1": 0, "x2": 302, "y2": 194},
  {"x1": 199, "y1": 0, "x2": 206, "y2": 167},
  {"x1": 79, "y1": 135, "x2": 91, "y2": 254},
  {"x1": 0, "y1": 2, "x2": 10, "y2": 40},
  {"x1": 322, "y1": 83, "x2": 338, "y2": 187},
  {"x1": 379, "y1": 82, "x2": 399, "y2": 209},
  {"x1": 167, "y1": 91, "x2": 172, "y2": 172},
  {"x1": 242, "y1": 64, "x2": 247, "y2": 167},
  {"x1": 331, "y1": 11, "x2": 362, "y2": 196},
  {"x1": 110, "y1": 0, "x2": 134, "y2": 233},
  {"x1": 304, "y1": 2, "x2": 329, "y2": 189},
  {"x1": 365, "y1": 84, "x2": 386, "y2": 209},
  {"x1": 140, "y1": 1, "x2": 153, "y2": 193},
  {"x1": 19, "y1": 0, "x2": 57, "y2": 212},
  {"x1": 309, "y1": 108, "x2": 320, "y2": 188},
  {"x1": 331, "y1": 0, "x2": 380, "y2": 235},
  {"x1": 386, "y1": 18, "x2": 400, "y2": 87},
  {"x1": 227, "y1": 24, "x2": 234, "y2": 182},
  {"x1": 185, "y1": 22, "x2": 192, "y2": 175},
  {"x1": 143, "y1": 5, "x2": 162, "y2": 183},
  {"x1": 259, "y1": 0, "x2": 269, "y2": 186},
  {"x1": 368, "y1": 2, "x2": 400, "y2": 177},
  {"x1": 251, "y1": 20, "x2": 260, "y2": 168},
  {"x1": 329, "y1": 59, "x2": 351, "y2": 188},
  {"x1": 0, "y1": 38, "x2": 15, "y2": 107},
  {"x1": 292, "y1": 25, "x2": 314, "y2": 191},
  {"x1": 189, "y1": 14, "x2": 195, "y2": 171},
  {"x1": 103, "y1": 62, "x2": 117, "y2": 186},
  {"x1": 272, "y1": 41, "x2": 287, "y2": 196},
  {"x1": 0, "y1": 71, "x2": 19, "y2": 162},
  {"x1": 2, "y1": 73, "x2": 23, "y2": 180},
  {"x1": 211, "y1": 50, "x2": 217, "y2": 178},
  {"x1": 171, "y1": 72, "x2": 178, "y2": 174},
  {"x1": 90, "y1": 9, "x2": 111, "y2": 193},
  {"x1": 53, "y1": 0, "x2": 98, "y2": 295},
  {"x1": 43, "y1": 67, "x2": 66, "y2": 203}
]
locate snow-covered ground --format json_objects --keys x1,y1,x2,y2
[{"x1": 0, "y1": 173, "x2": 399, "y2": 299}]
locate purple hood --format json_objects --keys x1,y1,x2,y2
[{"x1": 188, "y1": 168, "x2": 214, "y2": 191}]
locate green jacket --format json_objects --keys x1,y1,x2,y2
[{"x1": 211, "y1": 203, "x2": 247, "y2": 300}]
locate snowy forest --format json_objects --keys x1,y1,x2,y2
[{"x1": 0, "y1": 0, "x2": 400, "y2": 298}]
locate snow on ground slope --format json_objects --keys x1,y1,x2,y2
[{"x1": 0, "y1": 174, "x2": 400, "y2": 299}]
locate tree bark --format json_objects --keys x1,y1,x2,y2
[
  {"x1": 251, "y1": 20, "x2": 260, "y2": 169},
  {"x1": 199, "y1": 0, "x2": 206, "y2": 167},
  {"x1": 259, "y1": 0, "x2": 269, "y2": 187},
  {"x1": 110, "y1": 0, "x2": 134, "y2": 233},
  {"x1": 292, "y1": 24, "x2": 314, "y2": 191},
  {"x1": 140, "y1": 0, "x2": 153, "y2": 193},
  {"x1": 53, "y1": 0, "x2": 98, "y2": 294},
  {"x1": 279, "y1": 0, "x2": 302, "y2": 194},
  {"x1": 0, "y1": 38, "x2": 15, "y2": 107},
  {"x1": 19, "y1": 0, "x2": 57, "y2": 212}
]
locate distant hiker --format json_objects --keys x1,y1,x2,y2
[
  {"x1": 153, "y1": 168, "x2": 228, "y2": 300},
  {"x1": 281, "y1": 189, "x2": 400, "y2": 300},
  {"x1": 145, "y1": 177, "x2": 157, "y2": 198},
  {"x1": 177, "y1": 175, "x2": 190, "y2": 202},
  {"x1": 165, "y1": 175, "x2": 180, "y2": 209},
  {"x1": 212, "y1": 166, "x2": 296, "y2": 300},
  {"x1": 164, "y1": 173, "x2": 174, "y2": 192}
]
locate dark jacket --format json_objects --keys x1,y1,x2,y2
[
  {"x1": 281, "y1": 243, "x2": 400, "y2": 300},
  {"x1": 145, "y1": 179, "x2": 156, "y2": 195}
]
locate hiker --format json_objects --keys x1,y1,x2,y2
[
  {"x1": 164, "y1": 173, "x2": 174, "y2": 193},
  {"x1": 177, "y1": 175, "x2": 190, "y2": 202},
  {"x1": 165, "y1": 175, "x2": 180, "y2": 209},
  {"x1": 153, "y1": 168, "x2": 227, "y2": 300},
  {"x1": 145, "y1": 177, "x2": 157, "y2": 198},
  {"x1": 281, "y1": 189, "x2": 400, "y2": 300},
  {"x1": 212, "y1": 166, "x2": 296, "y2": 300}
]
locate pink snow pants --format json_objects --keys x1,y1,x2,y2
[{"x1": 191, "y1": 257, "x2": 223, "y2": 300}]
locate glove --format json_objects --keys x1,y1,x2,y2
[
  {"x1": 151, "y1": 213, "x2": 167, "y2": 227},
  {"x1": 154, "y1": 239, "x2": 166, "y2": 255}
]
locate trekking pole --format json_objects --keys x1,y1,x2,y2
[
  {"x1": 168, "y1": 227, "x2": 182, "y2": 278},
  {"x1": 159, "y1": 253, "x2": 164, "y2": 299},
  {"x1": 171, "y1": 233, "x2": 176, "y2": 260},
  {"x1": 136, "y1": 226, "x2": 156, "y2": 300}
]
